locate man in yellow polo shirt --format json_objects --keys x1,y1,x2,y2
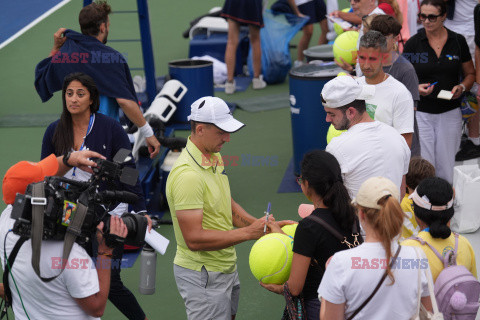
[{"x1": 166, "y1": 96, "x2": 269, "y2": 320}]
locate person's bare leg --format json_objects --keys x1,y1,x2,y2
[
  {"x1": 297, "y1": 24, "x2": 313, "y2": 62},
  {"x1": 225, "y1": 19, "x2": 240, "y2": 82},
  {"x1": 318, "y1": 19, "x2": 328, "y2": 44},
  {"x1": 468, "y1": 112, "x2": 480, "y2": 142},
  {"x1": 249, "y1": 24, "x2": 262, "y2": 78}
]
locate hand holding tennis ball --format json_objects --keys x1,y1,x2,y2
[
  {"x1": 249, "y1": 233, "x2": 294, "y2": 284},
  {"x1": 333, "y1": 31, "x2": 359, "y2": 65}
]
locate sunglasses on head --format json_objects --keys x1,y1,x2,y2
[{"x1": 418, "y1": 13, "x2": 442, "y2": 22}]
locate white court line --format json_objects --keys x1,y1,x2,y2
[{"x1": 0, "y1": 0, "x2": 72, "y2": 50}]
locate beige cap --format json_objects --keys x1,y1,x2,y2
[{"x1": 352, "y1": 177, "x2": 399, "y2": 210}]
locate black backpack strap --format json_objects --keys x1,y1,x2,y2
[
  {"x1": 306, "y1": 214, "x2": 361, "y2": 248},
  {"x1": 306, "y1": 214, "x2": 344, "y2": 240},
  {"x1": 347, "y1": 245, "x2": 402, "y2": 320},
  {"x1": 3, "y1": 236, "x2": 28, "y2": 306}
]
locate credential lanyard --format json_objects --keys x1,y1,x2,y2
[{"x1": 72, "y1": 113, "x2": 94, "y2": 177}]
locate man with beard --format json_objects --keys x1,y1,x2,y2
[
  {"x1": 356, "y1": 31, "x2": 414, "y2": 147},
  {"x1": 35, "y1": 1, "x2": 160, "y2": 159},
  {"x1": 323, "y1": 76, "x2": 411, "y2": 198}
]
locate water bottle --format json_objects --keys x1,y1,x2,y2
[{"x1": 139, "y1": 244, "x2": 157, "y2": 295}]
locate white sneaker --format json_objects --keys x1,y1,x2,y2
[
  {"x1": 293, "y1": 60, "x2": 304, "y2": 68},
  {"x1": 225, "y1": 80, "x2": 236, "y2": 94},
  {"x1": 252, "y1": 75, "x2": 267, "y2": 90}
]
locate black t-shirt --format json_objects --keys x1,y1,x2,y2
[
  {"x1": 403, "y1": 28, "x2": 472, "y2": 114},
  {"x1": 475, "y1": 4, "x2": 480, "y2": 48},
  {"x1": 293, "y1": 208, "x2": 358, "y2": 300}
]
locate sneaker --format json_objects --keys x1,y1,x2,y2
[
  {"x1": 455, "y1": 140, "x2": 480, "y2": 161},
  {"x1": 293, "y1": 60, "x2": 304, "y2": 68},
  {"x1": 225, "y1": 80, "x2": 236, "y2": 94},
  {"x1": 252, "y1": 75, "x2": 267, "y2": 90}
]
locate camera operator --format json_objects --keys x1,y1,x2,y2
[
  {"x1": 0, "y1": 151, "x2": 128, "y2": 319},
  {"x1": 41, "y1": 73, "x2": 152, "y2": 320}
]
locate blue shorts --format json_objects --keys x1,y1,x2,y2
[
  {"x1": 299, "y1": 0, "x2": 327, "y2": 25},
  {"x1": 222, "y1": 0, "x2": 264, "y2": 27}
]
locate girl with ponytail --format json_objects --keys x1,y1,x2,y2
[
  {"x1": 402, "y1": 177, "x2": 477, "y2": 281},
  {"x1": 260, "y1": 150, "x2": 359, "y2": 320},
  {"x1": 319, "y1": 176, "x2": 433, "y2": 319}
]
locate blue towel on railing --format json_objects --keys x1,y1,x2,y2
[{"x1": 35, "y1": 29, "x2": 137, "y2": 103}]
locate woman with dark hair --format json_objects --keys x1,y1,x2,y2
[
  {"x1": 403, "y1": 0, "x2": 475, "y2": 184},
  {"x1": 402, "y1": 177, "x2": 477, "y2": 281},
  {"x1": 41, "y1": 72, "x2": 150, "y2": 320},
  {"x1": 260, "y1": 150, "x2": 360, "y2": 320},
  {"x1": 319, "y1": 176, "x2": 432, "y2": 319}
]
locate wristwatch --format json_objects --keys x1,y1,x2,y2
[
  {"x1": 459, "y1": 83, "x2": 466, "y2": 93},
  {"x1": 63, "y1": 151, "x2": 73, "y2": 168}
]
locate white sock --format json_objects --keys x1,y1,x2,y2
[{"x1": 468, "y1": 137, "x2": 480, "y2": 146}]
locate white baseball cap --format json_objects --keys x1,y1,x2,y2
[
  {"x1": 352, "y1": 176, "x2": 399, "y2": 210},
  {"x1": 187, "y1": 96, "x2": 245, "y2": 133},
  {"x1": 321, "y1": 76, "x2": 375, "y2": 108}
]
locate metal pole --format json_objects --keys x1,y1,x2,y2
[{"x1": 136, "y1": 0, "x2": 157, "y2": 107}]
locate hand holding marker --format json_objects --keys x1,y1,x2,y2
[
  {"x1": 427, "y1": 81, "x2": 437, "y2": 89},
  {"x1": 264, "y1": 202, "x2": 271, "y2": 234}
]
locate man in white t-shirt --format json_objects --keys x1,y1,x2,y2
[
  {"x1": 0, "y1": 151, "x2": 127, "y2": 320},
  {"x1": 322, "y1": 76, "x2": 411, "y2": 198},
  {"x1": 357, "y1": 31, "x2": 414, "y2": 147}
]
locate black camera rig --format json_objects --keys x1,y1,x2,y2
[{"x1": 11, "y1": 148, "x2": 148, "y2": 247}]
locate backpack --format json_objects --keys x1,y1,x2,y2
[{"x1": 411, "y1": 233, "x2": 480, "y2": 320}]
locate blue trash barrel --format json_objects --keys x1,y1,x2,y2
[
  {"x1": 169, "y1": 59, "x2": 213, "y2": 123},
  {"x1": 289, "y1": 63, "x2": 344, "y2": 175}
]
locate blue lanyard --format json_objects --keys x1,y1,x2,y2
[{"x1": 72, "y1": 113, "x2": 94, "y2": 177}]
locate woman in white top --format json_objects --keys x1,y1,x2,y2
[{"x1": 318, "y1": 176, "x2": 433, "y2": 319}]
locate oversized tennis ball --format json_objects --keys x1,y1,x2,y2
[
  {"x1": 326, "y1": 124, "x2": 346, "y2": 144},
  {"x1": 249, "y1": 233, "x2": 294, "y2": 284},
  {"x1": 333, "y1": 31, "x2": 359, "y2": 65},
  {"x1": 334, "y1": 23, "x2": 344, "y2": 36},
  {"x1": 333, "y1": 8, "x2": 351, "y2": 36},
  {"x1": 337, "y1": 72, "x2": 348, "y2": 77},
  {"x1": 281, "y1": 224, "x2": 298, "y2": 238}
]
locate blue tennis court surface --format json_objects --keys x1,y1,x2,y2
[{"x1": 0, "y1": 0, "x2": 66, "y2": 44}]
